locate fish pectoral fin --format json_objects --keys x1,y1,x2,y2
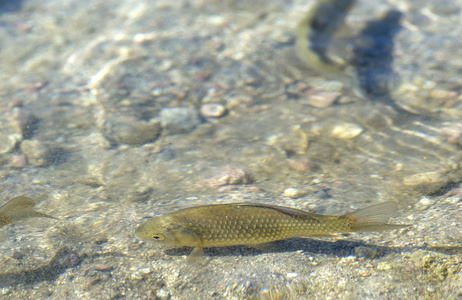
[{"x1": 187, "y1": 247, "x2": 204, "y2": 263}]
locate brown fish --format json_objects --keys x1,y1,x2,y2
[
  {"x1": 296, "y1": 0, "x2": 356, "y2": 77},
  {"x1": 135, "y1": 201, "x2": 408, "y2": 257},
  {"x1": 0, "y1": 196, "x2": 55, "y2": 228}
]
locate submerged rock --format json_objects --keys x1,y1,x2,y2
[
  {"x1": 0, "y1": 133, "x2": 21, "y2": 154},
  {"x1": 20, "y1": 139, "x2": 52, "y2": 167},
  {"x1": 103, "y1": 117, "x2": 161, "y2": 146},
  {"x1": 160, "y1": 107, "x2": 200, "y2": 135},
  {"x1": 402, "y1": 172, "x2": 450, "y2": 195}
]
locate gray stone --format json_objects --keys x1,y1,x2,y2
[
  {"x1": 103, "y1": 117, "x2": 161, "y2": 146},
  {"x1": 160, "y1": 107, "x2": 200, "y2": 135}
]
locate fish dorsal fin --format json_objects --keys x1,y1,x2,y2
[
  {"x1": 236, "y1": 203, "x2": 321, "y2": 221},
  {"x1": 344, "y1": 201, "x2": 397, "y2": 225}
]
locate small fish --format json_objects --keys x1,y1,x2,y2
[
  {"x1": 296, "y1": 0, "x2": 356, "y2": 77},
  {"x1": 0, "y1": 196, "x2": 56, "y2": 228},
  {"x1": 136, "y1": 201, "x2": 408, "y2": 257}
]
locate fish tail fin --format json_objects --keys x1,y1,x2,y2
[
  {"x1": 343, "y1": 201, "x2": 409, "y2": 232},
  {"x1": 1, "y1": 196, "x2": 56, "y2": 222},
  {"x1": 0, "y1": 196, "x2": 35, "y2": 212}
]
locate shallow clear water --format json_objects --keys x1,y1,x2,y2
[{"x1": 0, "y1": 0, "x2": 461, "y2": 299}]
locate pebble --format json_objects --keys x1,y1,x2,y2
[
  {"x1": 330, "y1": 122, "x2": 364, "y2": 139},
  {"x1": 439, "y1": 124, "x2": 462, "y2": 146},
  {"x1": 160, "y1": 107, "x2": 201, "y2": 135},
  {"x1": 200, "y1": 103, "x2": 227, "y2": 118},
  {"x1": 444, "y1": 188, "x2": 462, "y2": 202},
  {"x1": 1, "y1": 288, "x2": 10, "y2": 295},
  {"x1": 402, "y1": 171, "x2": 450, "y2": 194},
  {"x1": 354, "y1": 246, "x2": 379, "y2": 259},
  {"x1": 103, "y1": 117, "x2": 161, "y2": 145},
  {"x1": 20, "y1": 139, "x2": 51, "y2": 167},
  {"x1": 286, "y1": 272, "x2": 297, "y2": 278},
  {"x1": 266, "y1": 125, "x2": 309, "y2": 155},
  {"x1": 197, "y1": 166, "x2": 252, "y2": 188},
  {"x1": 304, "y1": 91, "x2": 339, "y2": 108},
  {"x1": 10, "y1": 154, "x2": 27, "y2": 168},
  {"x1": 156, "y1": 288, "x2": 170, "y2": 300},
  {"x1": 377, "y1": 262, "x2": 392, "y2": 271},
  {"x1": 415, "y1": 197, "x2": 436, "y2": 210},
  {"x1": 283, "y1": 187, "x2": 305, "y2": 199},
  {"x1": 339, "y1": 256, "x2": 356, "y2": 264},
  {"x1": 288, "y1": 157, "x2": 319, "y2": 172},
  {"x1": 207, "y1": 15, "x2": 226, "y2": 26},
  {"x1": 0, "y1": 133, "x2": 22, "y2": 154},
  {"x1": 138, "y1": 267, "x2": 151, "y2": 275}
]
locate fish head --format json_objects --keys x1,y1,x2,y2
[{"x1": 135, "y1": 215, "x2": 200, "y2": 247}]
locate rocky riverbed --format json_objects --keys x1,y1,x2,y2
[{"x1": 0, "y1": 0, "x2": 460, "y2": 299}]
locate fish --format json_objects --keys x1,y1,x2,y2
[
  {"x1": 0, "y1": 196, "x2": 56, "y2": 228},
  {"x1": 135, "y1": 201, "x2": 408, "y2": 257},
  {"x1": 296, "y1": 0, "x2": 356, "y2": 78}
]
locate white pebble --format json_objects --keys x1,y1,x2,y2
[
  {"x1": 415, "y1": 197, "x2": 435, "y2": 210},
  {"x1": 283, "y1": 188, "x2": 303, "y2": 198},
  {"x1": 331, "y1": 122, "x2": 364, "y2": 139},
  {"x1": 200, "y1": 103, "x2": 227, "y2": 118}
]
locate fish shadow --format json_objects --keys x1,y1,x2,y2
[
  {"x1": 0, "y1": 247, "x2": 82, "y2": 287},
  {"x1": 0, "y1": 246, "x2": 132, "y2": 287},
  {"x1": 165, "y1": 237, "x2": 411, "y2": 259},
  {"x1": 351, "y1": 9, "x2": 403, "y2": 104}
]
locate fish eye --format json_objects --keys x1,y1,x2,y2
[{"x1": 152, "y1": 234, "x2": 164, "y2": 241}]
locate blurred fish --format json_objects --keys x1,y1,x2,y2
[
  {"x1": 136, "y1": 201, "x2": 408, "y2": 258},
  {"x1": 296, "y1": 0, "x2": 356, "y2": 78},
  {"x1": 0, "y1": 196, "x2": 56, "y2": 228}
]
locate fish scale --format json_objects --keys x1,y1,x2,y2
[
  {"x1": 202, "y1": 210, "x2": 328, "y2": 245},
  {"x1": 199, "y1": 212, "x2": 345, "y2": 246}
]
